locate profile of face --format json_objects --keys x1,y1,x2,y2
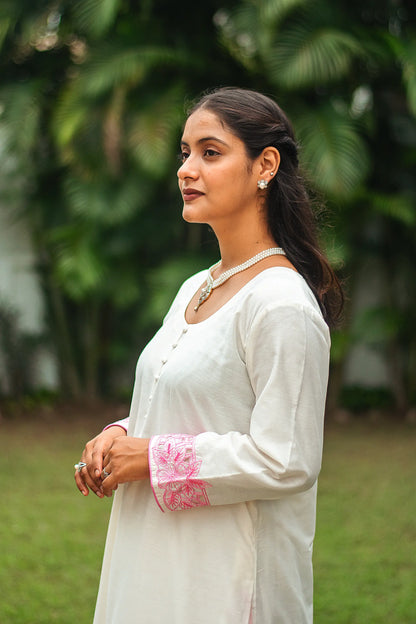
[{"x1": 178, "y1": 108, "x2": 268, "y2": 229}]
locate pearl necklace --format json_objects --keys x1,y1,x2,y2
[{"x1": 194, "y1": 247, "x2": 286, "y2": 311}]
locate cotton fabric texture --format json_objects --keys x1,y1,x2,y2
[{"x1": 93, "y1": 267, "x2": 330, "y2": 624}]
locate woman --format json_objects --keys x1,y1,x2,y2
[{"x1": 75, "y1": 87, "x2": 342, "y2": 623}]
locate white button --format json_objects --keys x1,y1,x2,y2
[
  {"x1": 148, "y1": 395, "x2": 153, "y2": 401},
  {"x1": 182, "y1": 328, "x2": 188, "y2": 334},
  {"x1": 172, "y1": 343, "x2": 177, "y2": 349},
  {"x1": 161, "y1": 359, "x2": 167, "y2": 365},
  {"x1": 155, "y1": 375, "x2": 160, "y2": 382}
]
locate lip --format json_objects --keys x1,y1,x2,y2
[{"x1": 182, "y1": 188, "x2": 204, "y2": 201}]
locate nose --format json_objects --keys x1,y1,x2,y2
[{"x1": 177, "y1": 155, "x2": 198, "y2": 181}]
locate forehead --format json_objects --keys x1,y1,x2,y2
[{"x1": 181, "y1": 109, "x2": 237, "y2": 144}]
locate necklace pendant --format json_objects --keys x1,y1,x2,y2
[{"x1": 194, "y1": 282, "x2": 212, "y2": 312}]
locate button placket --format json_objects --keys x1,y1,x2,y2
[
  {"x1": 170, "y1": 326, "x2": 188, "y2": 352},
  {"x1": 145, "y1": 326, "x2": 189, "y2": 419}
]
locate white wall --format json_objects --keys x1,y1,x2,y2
[
  {"x1": 343, "y1": 256, "x2": 391, "y2": 388},
  {"x1": 0, "y1": 205, "x2": 57, "y2": 392}
]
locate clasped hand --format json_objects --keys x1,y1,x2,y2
[{"x1": 74, "y1": 426, "x2": 150, "y2": 498}]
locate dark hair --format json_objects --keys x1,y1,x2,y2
[{"x1": 188, "y1": 87, "x2": 343, "y2": 327}]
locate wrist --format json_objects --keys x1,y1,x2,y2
[{"x1": 104, "y1": 424, "x2": 127, "y2": 436}]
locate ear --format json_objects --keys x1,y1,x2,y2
[{"x1": 258, "y1": 147, "x2": 280, "y2": 180}]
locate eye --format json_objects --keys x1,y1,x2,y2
[
  {"x1": 204, "y1": 148, "x2": 220, "y2": 158},
  {"x1": 178, "y1": 151, "x2": 189, "y2": 163}
]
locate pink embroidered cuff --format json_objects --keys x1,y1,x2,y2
[{"x1": 149, "y1": 434, "x2": 211, "y2": 512}]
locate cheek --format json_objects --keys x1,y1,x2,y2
[
  {"x1": 228, "y1": 171, "x2": 256, "y2": 196},
  {"x1": 212, "y1": 167, "x2": 248, "y2": 190}
]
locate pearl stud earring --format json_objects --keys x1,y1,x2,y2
[{"x1": 257, "y1": 179, "x2": 268, "y2": 190}]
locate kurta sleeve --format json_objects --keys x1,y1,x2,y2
[
  {"x1": 104, "y1": 417, "x2": 130, "y2": 432},
  {"x1": 148, "y1": 302, "x2": 330, "y2": 512}
]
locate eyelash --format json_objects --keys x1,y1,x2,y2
[{"x1": 178, "y1": 149, "x2": 220, "y2": 163}]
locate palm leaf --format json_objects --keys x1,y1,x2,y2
[
  {"x1": 0, "y1": 82, "x2": 42, "y2": 157},
  {"x1": 256, "y1": 0, "x2": 309, "y2": 23},
  {"x1": 127, "y1": 84, "x2": 186, "y2": 177},
  {"x1": 78, "y1": 43, "x2": 193, "y2": 97},
  {"x1": 63, "y1": 173, "x2": 153, "y2": 226},
  {"x1": 295, "y1": 104, "x2": 369, "y2": 198},
  {"x1": 267, "y1": 24, "x2": 362, "y2": 89},
  {"x1": 52, "y1": 97, "x2": 110, "y2": 172},
  {"x1": 0, "y1": 1, "x2": 54, "y2": 51},
  {"x1": 71, "y1": 0, "x2": 121, "y2": 38},
  {"x1": 0, "y1": 17, "x2": 12, "y2": 50},
  {"x1": 52, "y1": 41, "x2": 193, "y2": 164},
  {"x1": 48, "y1": 225, "x2": 105, "y2": 300},
  {"x1": 215, "y1": 6, "x2": 259, "y2": 71},
  {"x1": 369, "y1": 192, "x2": 416, "y2": 227},
  {"x1": 216, "y1": 0, "x2": 309, "y2": 66},
  {"x1": 387, "y1": 34, "x2": 416, "y2": 117},
  {"x1": 400, "y1": 40, "x2": 416, "y2": 117},
  {"x1": 52, "y1": 87, "x2": 91, "y2": 154}
]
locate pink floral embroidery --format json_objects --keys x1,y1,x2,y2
[{"x1": 151, "y1": 434, "x2": 211, "y2": 511}]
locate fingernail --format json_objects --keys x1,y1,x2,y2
[{"x1": 95, "y1": 469, "x2": 100, "y2": 477}]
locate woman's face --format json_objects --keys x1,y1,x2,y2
[{"x1": 178, "y1": 109, "x2": 260, "y2": 229}]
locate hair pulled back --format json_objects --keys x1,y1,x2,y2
[{"x1": 188, "y1": 87, "x2": 343, "y2": 326}]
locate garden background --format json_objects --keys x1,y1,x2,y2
[{"x1": 0, "y1": 0, "x2": 415, "y2": 622}]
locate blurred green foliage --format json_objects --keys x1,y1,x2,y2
[
  {"x1": 339, "y1": 385, "x2": 395, "y2": 414},
  {"x1": 0, "y1": 0, "x2": 415, "y2": 412}
]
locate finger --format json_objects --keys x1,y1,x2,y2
[
  {"x1": 91, "y1": 445, "x2": 106, "y2": 481},
  {"x1": 78, "y1": 446, "x2": 96, "y2": 488},
  {"x1": 101, "y1": 464, "x2": 117, "y2": 497},
  {"x1": 74, "y1": 468, "x2": 89, "y2": 496},
  {"x1": 82, "y1": 441, "x2": 96, "y2": 470},
  {"x1": 91, "y1": 437, "x2": 115, "y2": 483},
  {"x1": 80, "y1": 464, "x2": 104, "y2": 498},
  {"x1": 102, "y1": 480, "x2": 114, "y2": 496},
  {"x1": 78, "y1": 448, "x2": 104, "y2": 496},
  {"x1": 101, "y1": 462, "x2": 111, "y2": 482},
  {"x1": 84, "y1": 438, "x2": 106, "y2": 485}
]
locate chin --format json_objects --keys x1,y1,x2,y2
[{"x1": 182, "y1": 206, "x2": 205, "y2": 224}]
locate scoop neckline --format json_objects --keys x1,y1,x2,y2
[{"x1": 183, "y1": 266, "x2": 301, "y2": 327}]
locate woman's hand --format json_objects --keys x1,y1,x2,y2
[
  {"x1": 74, "y1": 426, "x2": 127, "y2": 498},
  {"x1": 101, "y1": 437, "x2": 150, "y2": 497}
]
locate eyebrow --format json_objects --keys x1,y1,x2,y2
[{"x1": 180, "y1": 136, "x2": 229, "y2": 147}]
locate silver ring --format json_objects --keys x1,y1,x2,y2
[
  {"x1": 74, "y1": 461, "x2": 87, "y2": 473},
  {"x1": 103, "y1": 468, "x2": 110, "y2": 479}
]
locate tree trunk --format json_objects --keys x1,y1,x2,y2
[{"x1": 47, "y1": 278, "x2": 82, "y2": 398}]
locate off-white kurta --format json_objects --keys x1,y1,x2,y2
[{"x1": 93, "y1": 267, "x2": 330, "y2": 624}]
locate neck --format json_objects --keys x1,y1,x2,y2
[
  {"x1": 208, "y1": 200, "x2": 277, "y2": 271},
  {"x1": 215, "y1": 229, "x2": 277, "y2": 272}
]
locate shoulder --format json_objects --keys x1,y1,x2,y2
[
  {"x1": 236, "y1": 268, "x2": 330, "y2": 345},
  {"x1": 241, "y1": 268, "x2": 321, "y2": 316}
]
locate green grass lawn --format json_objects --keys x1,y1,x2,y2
[
  {"x1": 0, "y1": 410, "x2": 415, "y2": 623},
  {"x1": 314, "y1": 421, "x2": 416, "y2": 623},
  {"x1": 0, "y1": 410, "x2": 113, "y2": 624}
]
